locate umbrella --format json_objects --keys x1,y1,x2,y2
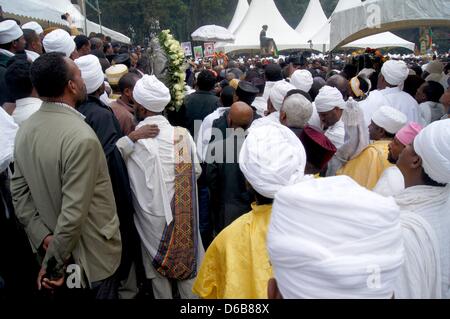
[{"x1": 191, "y1": 25, "x2": 235, "y2": 42}]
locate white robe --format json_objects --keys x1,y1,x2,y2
[
  {"x1": 252, "y1": 96, "x2": 267, "y2": 117},
  {"x1": 418, "y1": 101, "x2": 446, "y2": 126},
  {"x1": 262, "y1": 81, "x2": 276, "y2": 101},
  {"x1": 25, "y1": 50, "x2": 40, "y2": 62},
  {"x1": 119, "y1": 115, "x2": 204, "y2": 279},
  {"x1": 250, "y1": 111, "x2": 280, "y2": 129},
  {"x1": 12, "y1": 97, "x2": 42, "y2": 126},
  {"x1": 324, "y1": 120, "x2": 345, "y2": 149},
  {"x1": 0, "y1": 107, "x2": 18, "y2": 172},
  {"x1": 195, "y1": 107, "x2": 229, "y2": 162},
  {"x1": 360, "y1": 87, "x2": 420, "y2": 127},
  {"x1": 308, "y1": 103, "x2": 345, "y2": 149},
  {"x1": 394, "y1": 185, "x2": 450, "y2": 299},
  {"x1": 373, "y1": 166, "x2": 405, "y2": 197}
]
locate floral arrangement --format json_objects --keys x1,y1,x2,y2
[
  {"x1": 158, "y1": 30, "x2": 186, "y2": 111},
  {"x1": 212, "y1": 51, "x2": 228, "y2": 67}
]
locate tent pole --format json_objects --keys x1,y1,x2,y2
[
  {"x1": 81, "y1": 0, "x2": 88, "y2": 36},
  {"x1": 96, "y1": 0, "x2": 102, "y2": 34},
  {"x1": 329, "y1": 50, "x2": 333, "y2": 70}
]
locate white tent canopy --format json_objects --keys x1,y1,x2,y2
[
  {"x1": 329, "y1": 0, "x2": 450, "y2": 50},
  {"x1": 217, "y1": 0, "x2": 310, "y2": 53},
  {"x1": 227, "y1": 0, "x2": 249, "y2": 34},
  {"x1": 85, "y1": 20, "x2": 130, "y2": 44},
  {"x1": 45, "y1": 0, "x2": 130, "y2": 44},
  {"x1": 295, "y1": 0, "x2": 327, "y2": 42},
  {"x1": 0, "y1": 0, "x2": 130, "y2": 43},
  {"x1": 0, "y1": 0, "x2": 63, "y2": 25},
  {"x1": 308, "y1": 0, "x2": 415, "y2": 52},
  {"x1": 191, "y1": 25, "x2": 235, "y2": 42},
  {"x1": 333, "y1": 0, "x2": 362, "y2": 13},
  {"x1": 343, "y1": 32, "x2": 415, "y2": 51}
]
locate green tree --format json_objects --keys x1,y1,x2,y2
[{"x1": 91, "y1": 0, "x2": 344, "y2": 44}]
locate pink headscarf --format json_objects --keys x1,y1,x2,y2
[{"x1": 396, "y1": 122, "x2": 423, "y2": 146}]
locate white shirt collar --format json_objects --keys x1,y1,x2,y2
[
  {"x1": 16, "y1": 97, "x2": 42, "y2": 108},
  {"x1": 53, "y1": 102, "x2": 86, "y2": 120},
  {"x1": 25, "y1": 50, "x2": 40, "y2": 62},
  {"x1": 0, "y1": 48, "x2": 15, "y2": 57},
  {"x1": 381, "y1": 86, "x2": 401, "y2": 94}
]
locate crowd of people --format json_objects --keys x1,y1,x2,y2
[{"x1": 1, "y1": 16, "x2": 450, "y2": 300}]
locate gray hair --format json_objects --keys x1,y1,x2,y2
[{"x1": 281, "y1": 94, "x2": 313, "y2": 129}]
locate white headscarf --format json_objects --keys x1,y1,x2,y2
[
  {"x1": 133, "y1": 75, "x2": 171, "y2": 112},
  {"x1": 269, "y1": 80, "x2": 296, "y2": 111},
  {"x1": 268, "y1": 176, "x2": 403, "y2": 299},
  {"x1": 381, "y1": 60, "x2": 409, "y2": 86},
  {"x1": 239, "y1": 123, "x2": 306, "y2": 198},
  {"x1": 74, "y1": 55, "x2": 104, "y2": 95},
  {"x1": 290, "y1": 70, "x2": 313, "y2": 93},
  {"x1": 315, "y1": 85, "x2": 346, "y2": 113},
  {"x1": 414, "y1": 119, "x2": 450, "y2": 184},
  {"x1": 371, "y1": 105, "x2": 408, "y2": 134},
  {"x1": 0, "y1": 20, "x2": 23, "y2": 44},
  {"x1": 43, "y1": 29, "x2": 76, "y2": 58},
  {"x1": 22, "y1": 21, "x2": 43, "y2": 35}
]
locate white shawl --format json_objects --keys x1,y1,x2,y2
[{"x1": 395, "y1": 185, "x2": 450, "y2": 298}]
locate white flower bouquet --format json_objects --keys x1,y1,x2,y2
[{"x1": 158, "y1": 30, "x2": 186, "y2": 111}]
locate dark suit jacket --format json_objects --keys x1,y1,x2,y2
[
  {"x1": 183, "y1": 90, "x2": 219, "y2": 138},
  {"x1": 206, "y1": 133, "x2": 252, "y2": 236}
]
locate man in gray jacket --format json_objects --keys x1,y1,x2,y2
[{"x1": 11, "y1": 52, "x2": 122, "y2": 298}]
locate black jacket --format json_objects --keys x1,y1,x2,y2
[
  {"x1": 77, "y1": 96, "x2": 140, "y2": 278},
  {"x1": 183, "y1": 90, "x2": 219, "y2": 138},
  {"x1": 206, "y1": 133, "x2": 252, "y2": 236},
  {"x1": 0, "y1": 53, "x2": 11, "y2": 105}
]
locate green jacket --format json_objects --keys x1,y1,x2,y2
[{"x1": 11, "y1": 102, "x2": 122, "y2": 286}]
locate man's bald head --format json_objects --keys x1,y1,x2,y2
[
  {"x1": 326, "y1": 75, "x2": 350, "y2": 101},
  {"x1": 228, "y1": 101, "x2": 254, "y2": 130}
]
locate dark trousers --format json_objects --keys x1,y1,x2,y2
[{"x1": 0, "y1": 169, "x2": 40, "y2": 298}]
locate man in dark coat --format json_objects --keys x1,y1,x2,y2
[
  {"x1": 75, "y1": 55, "x2": 158, "y2": 298},
  {"x1": 206, "y1": 102, "x2": 254, "y2": 237},
  {"x1": 182, "y1": 69, "x2": 219, "y2": 139},
  {"x1": 0, "y1": 19, "x2": 26, "y2": 105},
  {"x1": 210, "y1": 80, "x2": 260, "y2": 144}
]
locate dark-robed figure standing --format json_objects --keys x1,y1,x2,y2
[{"x1": 75, "y1": 55, "x2": 157, "y2": 298}]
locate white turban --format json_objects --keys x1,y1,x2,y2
[
  {"x1": 106, "y1": 64, "x2": 128, "y2": 85},
  {"x1": 425, "y1": 61, "x2": 444, "y2": 75},
  {"x1": 381, "y1": 60, "x2": 409, "y2": 86},
  {"x1": 268, "y1": 176, "x2": 403, "y2": 299},
  {"x1": 0, "y1": 20, "x2": 23, "y2": 44},
  {"x1": 43, "y1": 29, "x2": 76, "y2": 58},
  {"x1": 239, "y1": 123, "x2": 306, "y2": 198},
  {"x1": 133, "y1": 75, "x2": 171, "y2": 112},
  {"x1": 371, "y1": 105, "x2": 407, "y2": 134},
  {"x1": 22, "y1": 21, "x2": 43, "y2": 35},
  {"x1": 74, "y1": 55, "x2": 105, "y2": 95},
  {"x1": 414, "y1": 119, "x2": 450, "y2": 184},
  {"x1": 269, "y1": 80, "x2": 296, "y2": 111},
  {"x1": 290, "y1": 70, "x2": 313, "y2": 93},
  {"x1": 315, "y1": 85, "x2": 346, "y2": 113}
]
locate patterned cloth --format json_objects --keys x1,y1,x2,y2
[{"x1": 153, "y1": 127, "x2": 198, "y2": 280}]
